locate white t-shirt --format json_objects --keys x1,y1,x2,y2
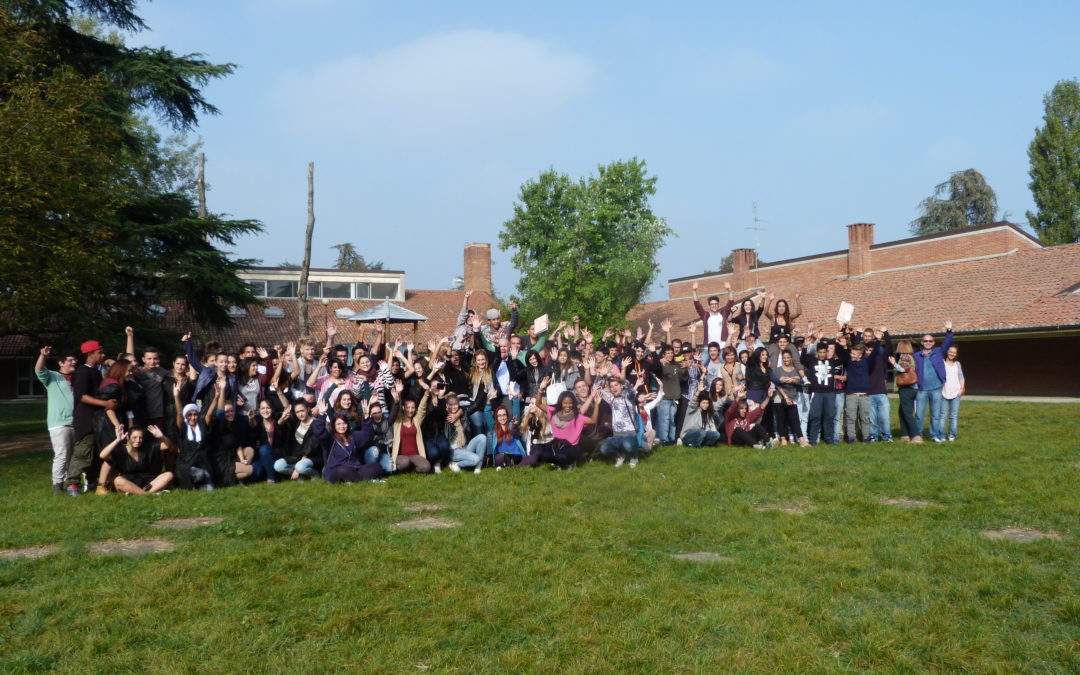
[
  {"x1": 942, "y1": 361, "x2": 963, "y2": 400},
  {"x1": 706, "y1": 313, "x2": 725, "y2": 343}
]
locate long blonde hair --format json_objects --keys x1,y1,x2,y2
[{"x1": 469, "y1": 352, "x2": 492, "y2": 395}]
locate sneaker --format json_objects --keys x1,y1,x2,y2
[
  {"x1": 448, "y1": 461, "x2": 461, "y2": 473},
  {"x1": 433, "y1": 464, "x2": 442, "y2": 475},
  {"x1": 846, "y1": 437, "x2": 856, "y2": 444},
  {"x1": 752, "y1": 442, "x2": 765, "y2": 450},
  {"x1": 769, "y1": 437, "x2": 781, "y2": 449},
  {"x1": 932, "y1": 437, "x2": 944, "y2": 443},
  {"x1": 199, "y1": 483, "x2": 214, "y2": 492},
  {"x1": 676, "y1": 439, "x2": 683, "y2": 446},
  {"x1": 66, "y1": 484, "x2": 81, "y2": 497},
  {"x1": 614, "y1": 455, "x2": 625, "y2": 468},
  {"x1": 473, "y1": 465, "x2": 482, "y2": 474},
  {"x1": 946, "y1": 435, "x2": 956, "y2": 442},
  {"x1": 911, "y1": 436, "x2": 923, "y2": 444},
  {"x1": 884, "y1": 438, "x2": 894, "y2": 443},
  {"x1": 95, "y1": 485, "x2": 109, "y2": 496},
  {"x1": 628, "y1": 457, "x2": 639, "y2": 468}
]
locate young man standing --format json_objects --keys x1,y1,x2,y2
[
  {"x1": 801, "y1": 339, "x2": 842, "y2": 445},
  {"x1": 35, "y1": 346, "x2": 77, "y2": 493},
  {"x1": 66, "y1": 340, "x2": 114, "y2": 496},
  {"x1": 691, "y1": 281, "x2": 735, "y2": 347},
  {"x1": 655, "y1": 344, "x2": 686, "y2": 446}
]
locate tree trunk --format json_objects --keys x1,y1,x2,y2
[
  {"x1": 298, "y1": 162, "x2": 315, "y2": 337},
  {"x1": 196, "y1": 152, "x2": 207, "y2": 218}
]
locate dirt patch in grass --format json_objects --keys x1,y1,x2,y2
[
  {"x1": 753, "y1": 501, "x2": 816, "y2": 515},
  {"x1": 149, "y1": 517, "x2": 224, "y2": 529},
  {"x1": 402, "y1": 503, "x2": 445, "y2": 513},
  {"x1": 880, "y1": 497, "x2": 937, "y2": 508},
  {"x1": 0, "y1": 545, "x2": 59, "y2": 561},
  {"x1": 0, "y1": 433, "x2": 47, "y2": 457},
  {"x1": 671, "y1": 552, "x2": 733, "y2": 563},
  {"x1": 394, "y1": 517, "x2": 461, "y2": 530},
  {"x1": 87, "y1": 538, "x2": 175, "y2": 555},
  {"x1": 981, "y1": 528, "x2": 1062, "y2": 543}
]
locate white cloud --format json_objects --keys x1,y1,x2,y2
[{"x1": 272, "y1": 30, "x2": 595, "y2": 147}]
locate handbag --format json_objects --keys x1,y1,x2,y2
[
  {"x1": 545, "y1": 381, "x2": 567, "y2": 406},
  {"x1": 896, "y1": 357, "x2": 917, "y2": 387}
]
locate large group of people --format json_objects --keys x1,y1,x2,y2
[{"x1": 35, "y1": 287, "x2": 965, "y2": 496}]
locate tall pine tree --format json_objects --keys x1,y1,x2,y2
[{"x1": 1027, "y1": 79, "x2": 1080, "y2": 245}]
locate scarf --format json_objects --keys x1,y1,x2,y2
[{"x1": 551, "y1": 409, "x2": 577, "y2": 430}]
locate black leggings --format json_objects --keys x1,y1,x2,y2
[
  {"x1": 325, "y1": 464, "x2": 382, "y2": 483},
  {"x1": 776, "y1": 402, "x2": 801, "y2": 439},
  {"x1": 730, "y1": 425, "x2": 771, "y2": 447},
  {"x1": 521, "y1": 439, "x2": 581, "y2": 468}
]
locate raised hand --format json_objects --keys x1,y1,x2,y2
[
  {"x1": 660, "y1": 318, "x2": 673, "y2": 332},
  {"x1": 40, "y1": 345, "x2": 53, "y2": 357},
  {"x1": 944, "y1": 320, "x2": 953, "y2": 331},
  {"x1": 286, "y1": 341, "x2": 296, "y2": 356},
  {"x1": 115, "y1": 426, "x2": 127, "y2": 442},
  {"x1": 373, "y1": 319, "x2": 385, "y2": 334},
  {"x1": 125, "y1": 326, "x2": 134, "y2": 337},
  {"x1": 173, "y1": 381, "x2": 183, "y2": 398},
  {"x1": 688, "y1": 323, "x2": 697, "y2": 334},
  {"x1": 464, "y1": 290, "x2": 473, "y2": 300},
  {"x1": 723, "y1": 281, "x2": 731, "y2": 290},
  {"x1": 326, "y1": 320, "x2": 338, "y2": 339},
  {"x1": 426, "y1": 338, "x2": 438, "y2": 354},
  {"x1": 181, "y1": 331, "x2": 191, "y2": 343},
  {"x1": 316, "y1": 399, "x2": 329, "y2": 417},
  {"x1": 147, "y1": 425, "x2": 164, "y2": 439},
  {"x1": 692, "y1": 281, "x2": 699, "y2": 291},
  {"x1": 469, "y1": 314, "x2": 484, "y2": 330},
  {"x1": 257, "y1": 347, "x2": 269, "y2": 359}
]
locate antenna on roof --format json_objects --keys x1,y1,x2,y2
[{"x1": 745, "y1": 202, "x2": 768, "y2": 286}]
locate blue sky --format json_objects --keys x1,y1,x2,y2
[{"x1": 128, "y1": 1, "x2": 1077, "y2": 300}]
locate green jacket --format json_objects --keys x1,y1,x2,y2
[{"x1": 35, "y1": 368, "x2": 74, "y2": 429}]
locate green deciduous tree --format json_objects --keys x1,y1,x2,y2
[
  {"x1": 499, "y1": 158, "x2": 672, "y2": 328},
  {"x1": 910, "y1": 169, "x2": 998, "y2": 235},
  {"x1": 1027, "y1": 79, "x2": 1080, "y2": 245}
]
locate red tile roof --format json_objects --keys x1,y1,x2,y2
[
  {"x1": 629, "y1": 242, "x2": 1080, "y2": 339},
  {"x1": 164, "y1": 289, "x2": 499, "y2": 352}
]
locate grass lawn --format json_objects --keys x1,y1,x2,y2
[
  {"x1": 1, "y1": 401, "x2": 1078, "y2": 672},
  {"x1": 0, "y1": 399, "x2": 46, "y2": 436}
]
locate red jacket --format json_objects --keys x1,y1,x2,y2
[{"x1": 724, "y1": 401, "x2": 764, "y2": 444}]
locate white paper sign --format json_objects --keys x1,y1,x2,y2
[
  {"x1": 836, "y1": 302, "x2": 854, "y2": 325},
  {"x1": 533, "y1": 314, "x2": 550, "y2": 333}
]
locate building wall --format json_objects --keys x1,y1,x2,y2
[{"x1": 950, "y1": 335, "x2": 1080, "y2": 396}]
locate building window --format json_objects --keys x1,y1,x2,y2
[
  {"x1": 248, "y1": 280, "x2": 267, "y2": 298},
  {"x1": 16, "y1": 358, "x2": 45, "y2": 398},
  {"x1": 353, "y1": 282, "x2": 370, "y2": 299},
  {"x1": 321, "y1": 281, "x2": 352, "y2": 298},
  {"x1": 266, "y1": 280, "x2": 298, "y2": 298},
  {"x1": 370, "y1": 282, "x2": 399, "y2": 300}
]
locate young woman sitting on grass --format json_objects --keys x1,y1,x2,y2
[
  {"x1": 251, "y1": 398, "x2": 285, "y2": 484},
  {"x1": 528, "y1": 384, "x2": 600, "y2": 469},
  {"x1": 724, "y1": 392, "x2": 776, "y2": 449},
  {"x1": 490, "y1": 405, "x2": 526, "y2": 468},
  {"x1": 680, "y1": 392, "x2": 723, "y2": 447},
  {"x1": 99, "y1": 425, "x2": 174, "y2": 494},
  {"x1": 274, "y1": 400, "x2": 319, "y2": 480},
  {"x1": 171, "y1": 386, "x2": 215, "y2": 490},
  {"x1": 391, "y1": 384, "x2": 432, "y2": 474},
  {"x1": 312, "y1": 399, "x2": 381, "y2": 483}
]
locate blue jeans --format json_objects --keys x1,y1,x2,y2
[
  {"x1": 682, "y1": 428, "x2": 720, "y2": 447},
  {"x1": 425, "y1": 434, "x2": 451, "y2": 468},
  {"x1": 943, "y1": 396, "x2": 961, "y2": 437},
  {"x1": 915, "y1": 387, "x2": 945, "y2": 440},
  {"x1": 807, "y1": 391, "x2": 836, "y2": 445},
  {"x1": 274, "y1": 457, "x2": 316, "y2": 477},
  {"x1": 469, "y1": 408, "x2": 493, "y2": 442},
  {"x1": 254, "y1": 444, "x2": 278, "y2": 482},
  {"x1": 832, "y1": 392, "x2": 845, "y2": 443},
  {"x1": 363, "y1": 446, "x2": 393, "y2": 473},
  {"x1": 869, "y1": 393, "x2": 892, "y2": 441},
  {"x1": 796, "y1": 391, "x2": 811, "y2": 439},
  {"x1": 656, "y1": 398, "x2": 678, "y2": 445},
  {"x1": 600, "y1": 432, "x2": 640, "y2": 458},
  {"x1": 451, "y1": 435, "x2": 488, "y2": 468}
]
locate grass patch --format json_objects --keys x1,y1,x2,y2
[
  {"x1": 0, "y1": 399, "x2": 46, "y2": 437},
  {"x1": 0, "y1": 401, "x2": 1078, "y2": 671}
]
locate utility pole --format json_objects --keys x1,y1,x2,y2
[
  {"x1": 196, "y1": 152, "x2": 207, "y2": 218},
  {"x1": 298, "y1": 162, "x2": 315, "y2": 337}
]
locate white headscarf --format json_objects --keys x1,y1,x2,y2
[{"x1": 182, "y1": 404, "x2": 202, "y2": 442}]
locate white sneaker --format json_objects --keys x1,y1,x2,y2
[
  {"x1": 946, "y1": 435, "x2": 956, "y2": 442},
  {"x1": 614, "y1": 455, "x2": 625, "y2": 468},
  {"x1": 448, "y1": 461, "x2": 461, "y2": 473},
  {"x1": 473, "y1": 465, "x2": 482, "y2": 474},
  {"x1": 628, "y1": 457, "x2": 639, "y2": 468},
  {"x1": 495, "y1": 466, "x2": 502, "y2": 471},
  {"x1": 769, "y1": 438, "x2": 781, "y2": 449},
  {"x1": 676, "y1": 439, "x2": 684, "y2": 446},
  {"x1": 433, "y1": 464, "x2": 442, "y2": 474}
]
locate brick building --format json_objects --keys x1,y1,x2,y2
[
  {"x1": 629, "y1": 222, "x2": 1080, "y2": 396},
  {"x1": 0, "y1": 243, "x2": 498, "y2": 398}
]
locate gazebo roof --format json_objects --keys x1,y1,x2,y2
[{"x1": 347, "y1": 300, "x2": 428, "y2": 323}]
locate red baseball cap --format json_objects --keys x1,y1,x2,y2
[{"x1": 80, "y1": 340, "x2": 103, "y2": 354}]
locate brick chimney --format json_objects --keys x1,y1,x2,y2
[
  {"x1": 846, "y1": 223, "x2": 874, "y2": 278},
  {"x1": 463, "y1": 243, "x2": 493, "y2": 296},
  {"x1": 731, "y1": 248, "x2": 757, "y2": 291}
]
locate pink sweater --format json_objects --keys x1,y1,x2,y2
[{"x1": 547, "y1": 406, "x2": 588, "y2": 445}]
